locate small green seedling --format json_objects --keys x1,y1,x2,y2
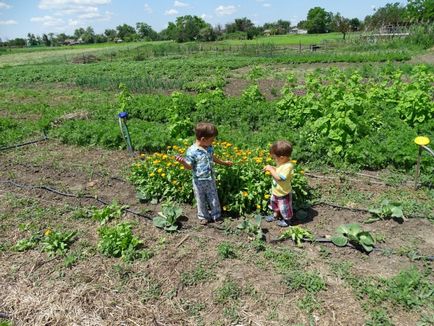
[
  {"x1": 42, "y1": 229, "x2": 77, "y2": 256},
  {"x1": 368, "y1": 199, "x2": 404, "y2": 223},
  {"x1": 237, "y1": 215, "x2": 264, "y2": 241},
  {"x1": 92, "y1": 202, "x2": 128, "y2": 225},
  {"x1": 331, "y1": 223, "x2": 375, "y2": 253},
  {"x1": 153, "y1": 202, "x2": 182, "y2": 232},
  {"x1": 279, "y1": 226, "x2": 314, "y2": 247}
]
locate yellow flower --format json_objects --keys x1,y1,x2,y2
[
  {"x1": 290, "y1": 160, "x2": 297, "y2": 164},
  {"x1": 157, "y1": 168, "x2": 163, "y2": 173},
  {"x1": 153, "y1": 160, "x2": 160, "y2": 164},
  {"x1": 44, "y1": 229, "x2": 52, "y2": 236},
  {"x1": 162, "y1": 154, "x2": 168, "y2": 160},
  {"x1": 167, "y1": 162, "x2": 172, "y2": 167},
  {"x1": 256, "y1": 204, "x2": 261, "y2": 209},
  {"x1": 167, "y1": 146, "x2": 172, "y2": 149},
  {"x1": 180, "y1": 166, "x2": 185, "y2": 170},
  {"x1": 140, "y1": 153, "x2": 145, "y2": 158},
  {"x1": 265, "y1": 171, "x2": 271, "y2": 175},
  {"x1": 242, "y1": 191, "x2": 248, "y2": 197},
  {"x1": 223, "y1": 206, "x2": 227, "y2": 211},
  {"x1": 300, "y1": 170, "x2": 305, "y2": 175},
  {"x1": 150, "y1": 173, "x2": 155, "y2": 177},
  {"x1": 264, "y1": 194, "x2": 270, "y2": 199},
  {"x1": 414, "y1": 136, "x2": 430, "y2": 146},
  {"x1": 161, "y1": 173, "x2": 166, "y2": 177}
]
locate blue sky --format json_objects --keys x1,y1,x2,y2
[{"x1": 0, "y1": 0, "x2": 406, "y2": 40}]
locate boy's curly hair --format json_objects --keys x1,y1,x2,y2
[
  {"x1": 270, "y1": 140, "x2": 292, "y2": 157},
  {"x1": 195, "y1": 122, "x2": 218, "y2": 139}
]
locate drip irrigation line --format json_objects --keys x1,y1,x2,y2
[
  {"x1": 0, "y1": 180, "x2": 152, "y2": 221},
  {"x1": 313, "y1": 201, "x2": 370, "y2": 213},
  {"x1": 269, "y1": 236, "x2": 434, "y2": 261},
  {"x1": 0, "y1": 134, "x2": 48, "y2": 152}
]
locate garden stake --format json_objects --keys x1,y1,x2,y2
[
  {"x1": 118, "y1": 112, "x2": 133, "y2": 155},
  {"x1": 414, "y1": 136, "x2": 432, "y2": 189}
]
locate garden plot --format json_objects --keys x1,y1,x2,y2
[{"x1": 0, "y1": 141, "x2": 432, "y2": 325}]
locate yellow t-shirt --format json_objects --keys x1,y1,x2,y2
[{"x1": 272, "y1": 162, "x2": 294, "y2": 196}]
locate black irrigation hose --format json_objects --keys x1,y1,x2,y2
[
  {"x1": 0, "y1": 180, "x2": 152, "y2": 221},
  {"x1": 0, "y1": 134, "x2": 48, "y2": 152},
  {"x1": 270, "y1": 236, "x2": 434, "y2": 261}
]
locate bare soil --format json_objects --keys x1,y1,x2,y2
[{"x1": 0, "y1": 141, "x2": 433, "y2": 326}]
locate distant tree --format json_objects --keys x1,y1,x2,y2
[
  {"x1": 159, "y1": 22, "x2": 177, "y2": 40},
  {"x1": 56, "y1": 33, "x2": 69, "y2": 44},
  {"x1": 80, "y1": 26, "x2": 96, "y2": 43},
  {"x1": 173, "y1": 15, "x2": 209, "y2": 42},
  {"x1": 9, "y1": 38, "x2": 26, "y2": 47},
  {"x1": 349, "y1": 18, "x2": 361, "y2": 31},
  {"x1": 136, "y1": 22, "x2": 158, "y2": 40},
  {"x1": 74, "y1": 27, "x2": 86, "y2": 39},
  {"x1": 225, "y1": 17, "x2": 254, "y2": 33},
  {"x1": 42, "y1": 33, "x2": 51, "y2": 46},
  {"x1": 306, "y1": 7, "x2": 332, "y2": 33},
  {"x1": 365, "y1": 3, "x2": 408, "y2": 29},
  {"x1": 27, "y1": 33, "x2": 38, "y2": 46},
  {"x1": 195, "y1": 26, "x2": 215, "y2": 41},
  {"x1": 332, "y1": 13, "x2": 351, "y2": 39},
  {"x1": 406, "y1": 0, "x2": 434, "y2": 22},
  {"x1": 104, "y1": 29, "x2": 117, "y2": 41},
  {"x1": 297, "y1": 20, "x2": 308, "y2": 29},
  {"x1": 263, "y1": 19, "x2": 291, "y2": 35},
  {"x1": 116, "y1": 24, "x2": 137, "y2": 41},
  {"x1": 95, "y1": 34, "x2": 108, "y2": 43}
]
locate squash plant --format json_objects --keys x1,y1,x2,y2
[
  {"x1": 331, "y1": 223, "x2": 375, "y2": 253},
  {"x1": 367, "y1": 199, "x2": 404, "y2": 223},
  {"x1": 279, "y1": 226, "x2": 314, "y2": 247},
  {"x1": 153, "y1": 202, "x2": 182, "y2": 232},
  {"x1": 237, "y1": 215, "x2": 264, "y2": 241}
]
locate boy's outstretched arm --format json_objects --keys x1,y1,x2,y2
[
  {"x1": 213, "y1": 156, "x2": 233, "y2": 167},
  {"x1": 175, "y1": 155, "x2": 192, "y2": 170}
]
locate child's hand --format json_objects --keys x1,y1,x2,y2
[
  {"x1": 263, "y1": 165, "x2": 274, "y2": 172},
  {"x1": 175, "y1": 155, "x2": 186, "y2": 163}
]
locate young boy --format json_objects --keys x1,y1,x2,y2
[
  {"x1": 176, "y1": 122, "x2": 232, "y2": 225},
  {"x1": 263, "y1": 140, "x2": 294, "y2": 227}
]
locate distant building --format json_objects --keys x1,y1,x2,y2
[
  {"x1": 63, "y1": 39, "x2": 82, "y2": 45},
  {"x1": 289, "y1": 28, "x2": 308, "y2": 34}
]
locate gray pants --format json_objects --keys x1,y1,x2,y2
[{"x1": 192, "y1": 178, "x2": 221, "y2": 221}]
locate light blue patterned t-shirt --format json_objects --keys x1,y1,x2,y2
[{"x1": 185, "y1": 144, "x2": 214, "y2": 180}]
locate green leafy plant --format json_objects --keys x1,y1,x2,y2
[
  {"x1": 12, "y1": 234, "x2": 41, "y2": 252},
  {"x1": 98, "y1": 223, "x2": 143, "y2": 262},
  {"x1": 237, "y1": 215, "x2": 264, "y2": 241},
  {"x1": 153, "y1": 202, "x2": 182, "y2": 232},
  {"x1": 217, "y1": 242, "x2": 237, "y2": 259},
  {"x1": 279, "y1": 226, "x2": 314, "y2": 247},
  {"x1": 42, "y1": 229, "x2": 77, "y2": 256},
  {"x1": 92, "y1": 202, "x2": 128, "y2": 225},
  {"x1": 368, "y1": 199, "x2": 404, "y2": 223},
  {"x1": 331, "y1": 223, "x2": 376, "y2": 253}
]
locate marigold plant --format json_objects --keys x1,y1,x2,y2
[{"x1": 130, "y1": 142, "x2": 312, "y2": 216}]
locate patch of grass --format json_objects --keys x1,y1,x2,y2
[
  {"x1": 365, "y1": 309, "x2": 394, "y2": 326},
  {"x1": 180, "y1": 299, "x2": 206, "y2": 317},
  {"x1": 214, "y1": 278, "x2": 243, "y2": 304},
  {"x1": 282, "y1": 270, "x2": 326, "y2": 293},
  {"x1": 297, "y1": 293, "x2": 322, "y2": 314},
  {"x1": 140, "y1": 277, "x2": 163, "y2": 303},
  {"x1": 180, "y1": 262, "x2": 213, "y2": 287},
  {"x1": 264, "y1": 248, "x2": 303, "y2": 272},
  {"x1": 217, "y1": 242, "x2": 237, "y2": 259},
  {"x1": 330, "y1": 261, "x2": 434, "y2": 313}
]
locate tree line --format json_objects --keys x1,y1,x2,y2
[{"x1": 1, "y1": 0, "x2": 433, "y2": 47}]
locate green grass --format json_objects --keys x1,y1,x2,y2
[{"x1": 220, "y1": 32, "x2": 349, "y2": 45}]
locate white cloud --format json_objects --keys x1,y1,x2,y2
[
  {"x1": 215, "y1": 5, "x2": 237, "y2": 16},
  {"x1": 165, "y1": 8, "x2": 178, "y2": 16},
  {"x1": 0, "y1": 19, "x2": 16, "y2": 25},
  {"x1": 174, "y1": 0, "x2": 188, "y2": 7},
  {"x1": 31, "y1": 15, "x2": 64, "y2": 27},
  {"x1": 38, "y1": 0, "x2": 111, "y2": 10},
  {"x1": 144, "y1": 3, "x2": 152, "y2": 13},
  {"x1": 201, "y1": 13, "x2": 212, "y2": 20},
  {"x1": 54, "y1": 5, "x2": 98, "y2": 16},
  {"x1": 0, "y1": 2, "x2": 11, "y2": 9},
  {"x1": 263, "y1": 3, "x2": 271, "y2": 7}
]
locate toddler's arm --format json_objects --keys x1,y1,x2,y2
[
  {"x1": 263, "y1": 165, "x2": 282, "y2": 181},
  {"x1": 175, "y1": 155, "x2": 192, "y2": 170},
  {"x1": 213, "y1": 156, "x2": 233, "y2": 167}
]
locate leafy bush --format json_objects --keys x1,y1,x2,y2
[
  {"x1": 153, "y1": 202, "x2": 182, "y2": 232},
  {"x1": 368, "y1": 199, "x2": 404, "y2": 223},
  {"x1": 331, "y1": 223, "x2": 375, "y2": 253},
  {"x1": 98, "y1": 223, "x2": 142, "y2": 261},
  {"x1": 279, "y1": 226, "x2": 314, "y2": 247},
  {"x1": 92, "y1": 202, "x2": 128, "y2": 225},
  {"x1": 130, "y1": 142, "x2": 312, "y2": 216},
  {"x1": 42, "y1": 229, "x2": 77, "y2": 256}
]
